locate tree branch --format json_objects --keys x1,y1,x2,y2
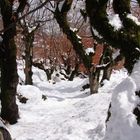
[
  {"x1": 86, "y1": 0, "x2": 140, "y2": 72},
  {"x1": 54, "y1": 0, "x2": 93, "y2": 69},
  {"x1": 0, "y1": 0, "x2": 50, "y2": 35}
]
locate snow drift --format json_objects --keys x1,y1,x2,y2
[{"x1": 104, "y1": 61, "x2": 140, "y2": 140}]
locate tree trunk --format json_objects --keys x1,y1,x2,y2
[
  {"x1": 1, "y1": 39, "x2": 19, "y2": 124},
  {"x1": 69, "y1": 63, "x2": 79, "y2": 81},
  {"x1": 100, "y1": 46, "x2": 113, "y2": 85},
  {"x1": 0, "y1": 0, "x2": 19, "y2": 124},
  {"x1": 45, "y1": 69, "x2": 54, "y2": 81},
  {"x1": 101, "y1": 64, "x2": 112, "y2": 83},
  {"x1": 0, "y1": 128, "x2": 12, "y2": 140},
  {"x1": 89, "y1": 67, "x2": 100, "y2": 94},
  {"x1": 24, "y1": 33, "x2": 33, "y2": 85}
]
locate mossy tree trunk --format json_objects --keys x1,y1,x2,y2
[
  {"x1": 85, "y1": 0, "x2": 140, "y2": 124},
  {"x1": 86, "y1": 0, "x2": 140, "y2": 73},
  {"x1": 0, "y1": 1, "x2": 19, "y2": 124},
  {"x1": 54, "y1": 1, "x2": 92, "y2": 70},
  {"x1": 100, "y1": 45, "x2": 113, "y2": 85}
]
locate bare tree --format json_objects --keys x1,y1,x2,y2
[
  {"x1": 17, "y1": 0, "x2": 53, "y2": 85},
  {"x1": 53, "y1": 0, "x2": 116, "y2": 94}
]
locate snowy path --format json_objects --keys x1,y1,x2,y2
[{"x1": 8, "y1": 70, "x2": 127, "y2": 140}]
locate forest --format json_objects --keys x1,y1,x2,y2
[{"x1": 0, "y1": 0, "x2": 140, "y2": 140}]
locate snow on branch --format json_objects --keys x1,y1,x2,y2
[
  {"x1": 95, "y1": 62, "x2": 111, "y2": 69},
  {"x1": 112, "y1": 49, "x2": 120, "y2": 60},
  {"x1": 127, "y1": 14, "x2": 140, "y2": 25},
  {"x1": 91, "y1": 27, "x2": 103, "y2": 39},
  {"x1": 70, "y1": 27, "x2": 78, "y2": 33},
  {"x1": 85, "y1": 47, "x2": 95, "y2": 55},
  {"x1": 108, "y1": 14, "x2": 123, "y2": 30}
]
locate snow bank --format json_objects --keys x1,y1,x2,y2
[
  {"x1": 17, "y1": 60, "x2": 47, "y2": 84},
  {"x1": 10, "y1": 75, "x2": 112, "y2": 140},
  {"x1": 17, "y1": 85, "x2": 44, "y2": 105},
  {"x1": 32, "y1": 66, "x2": 47, "y2": 83},
  {"x1": 131, "y1": 61, "x2": 140, "y2": 91},
  {"x1": 104, "y1": 61, "x2": 140, "y2": 140}
]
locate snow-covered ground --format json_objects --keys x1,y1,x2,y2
[{"x1": 7, "y1": 63, "x2": 129, "y2": 140}]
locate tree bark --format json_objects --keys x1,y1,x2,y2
[
  {"x1": 0, "y1": 0, "x2": 19, "y2": 124},
  {"x1": 89, "y1": 66, "x2": 100, "y2": 94},
  {"x1": 24, "y1": 32, "x2": 34, "y2": 85},
  {"x1": 100, "y1": 45, "x2": 113, "y2": 84},
  {"x1": 86, "y1": 0, "x2": 140, "y2": 73}
]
